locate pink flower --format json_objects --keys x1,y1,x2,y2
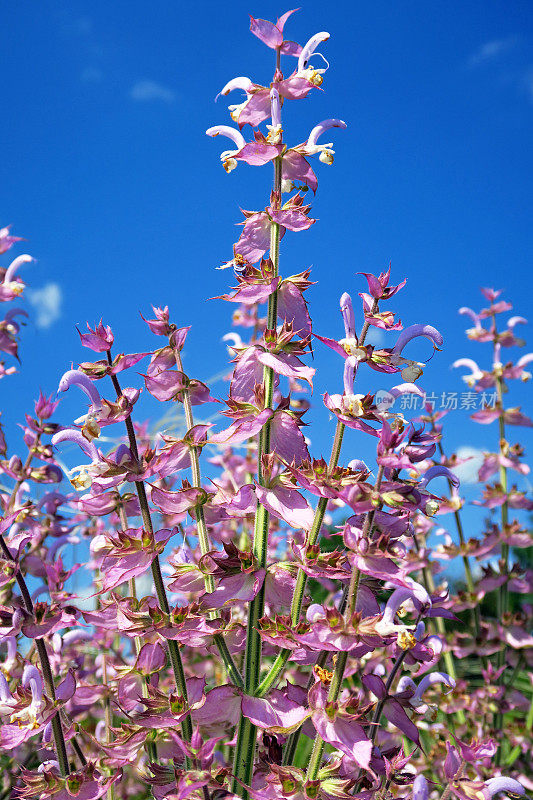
[
  {"x1": 77, "y1": 320, "x2": 114, "y2": 352},
  {"x1": 249, "y1": 9, "x2": 302, "y2": 55},
  {"x1": 0, "y1": 225, "x2": 23, "y2": 254}
]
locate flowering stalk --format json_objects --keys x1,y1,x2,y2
[
  {"x1": 0, "y1": 435, "x2": 71, "y2": 777},
  {"x1": 411, "y1": 532, "x2": 466, "y2": 727},
  {"x1": 0, "y1": 546, "x2": 71, "y2": 776},
  {"x1": 116, "y1": 503, "x2": 159, "y2": 765},
  {"x1": 493, "y1": 323, "x2": 510, "y2": 754},
  {"x1": 305, "y1": 466, "x2": 385, "y2": 782},
  {"x1": 256, "y1": 300, "x2": 378, "y2": 699},
  {"x1": 105, "y1": 351, "x2": 193, "y2": 749},
  {"x1": 494, "y1": 368, "x2": 509, "y2": 641},
  {"x1": 231, "y1": 151, "x2": 283, "y2": 797},
  {"x1": 172, "y1": 343, "x2": 243, "y2": 689},
  {"x1": 2, "y1": 16, "x2": 531, "y2": 800},
  {"x1": 368, "y1": 613, "x2": 423, "y2": 746},
  {"x1": 434, "y1": 433, "x2": 481, "y2": 637},
  {"x1": 100, "y1": 652, "x2": 116, "y2": 800},
  {"x1": 255, "y1": 419, "x2": 345, "y2": 698}
]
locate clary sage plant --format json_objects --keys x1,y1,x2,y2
[{"x1": 0, "y1": 10, "x2": 531, "y2": 800}]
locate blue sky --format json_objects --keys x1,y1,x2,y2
[{"x1": 2, "y1": 0, "x2": 532, "y2": 503}]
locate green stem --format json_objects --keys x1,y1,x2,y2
[
  {"x1": 257, "y1": 299, "x2": 381, "y2": 702},
  {"x1": 435, "y1": 437, "x2": 481, "y2": 638},
  {"x1": 1, "y1": 435, "x2": 71, "y2": 776},
  {"x1": 305, "y1": 468, "x2": 384, "y2": 782},
  {"x1": 282, "y1": 653, "x2": 330, "y2": 767},
  {"x1": 256, "y1": 422, "x2": 345, "y2": 698},
  {"x1": 106, "y1": 355, "x2": 192, "y2": 748},
  {"x1": 368, "y1": 633, "x2": 419, "y2": 745},
  {"x1": 412, "y1": 531, "x2": 466, "y2": 727},
  {"x1": 494, "y1": 366, "x2": 509, "y2": 751},
  {"x1": 101, "y1": 653, "x2": 117, "y2": 800},
  {"x1": 173, "y1": 348, "x2": 243, "y2": 689},
  {"x1": 495, "y1": 372, "x2": 509, "y2": 633},
  {"x1": 117, "y1": 505, "x2": 159, "y2": 764},
  {"x1": 0, "y1": 534, "x2": 71, "y2": 776},
  {"x1": 231, "y1": 156, "x2": 282, "y2": 799},
  {"x1": 526, "y1": 692, "x2": 533, "y2": 731}
]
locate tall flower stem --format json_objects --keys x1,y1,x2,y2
[
  {"x1": 255, "y1": 421, "x2": 344, "y2": 698},
  {"x1": 256, "y1": 301, "x2": 379, "y2": 699},
  {"x1": 368, "y1": 617, "x2": 422, "y2": 745},
  {"x1": 305, "y1": 466, "x2": 384, "y2": 782},
  {"x1": 231, "y1": 153, "x2": 282, "y2": 799},
  {"x1": 106, "y1": 353, "x2": 192, "y2": 747},
  {"x1": 0, "y1": 535, "x2": 70, "y2": 776},
  {"x1": 116, "y1": 504, "x2": 159, "y2": 764},
  {"x1": 0, "y1": 435, "x2": 71, "y2": 777},
  {"x1": 494, "y1": 365, "x2": 509, "y2": 753},
  {"x1": 101, "y1": 652, "x2": 116, "y2": 800},
  {"x1": 412, "y1": 532, "x2": 466, "y2": 727},
  {"x1": 172, "y1": 346, "x2": 243, "y2": 690},
  {"x1": 495, "y1": 370, "x2": 509, "y2": 644},
  {"x1": 430, "y1": 422, "x2": 481, "y2": 638}
]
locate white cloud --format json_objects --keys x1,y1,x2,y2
[
  {"x1": 81, "y1": 66, "x2": 103, "y2": 83},
  {"x1": 451, "y1": 446, "x2": 484, "y2": 484},
  {"x1": 468, "y1": 36, "x2": 518, "y2": 67},
  {"x1": 27, "y1": 283, "x2": 63, "y2": 329},
  {"x1": 129, "y1": 79, "x2": 175, "y2": 104}
]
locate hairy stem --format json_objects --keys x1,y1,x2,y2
[{"x1": 0, "y1": 536, "x2": 71, "y2": 776}]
